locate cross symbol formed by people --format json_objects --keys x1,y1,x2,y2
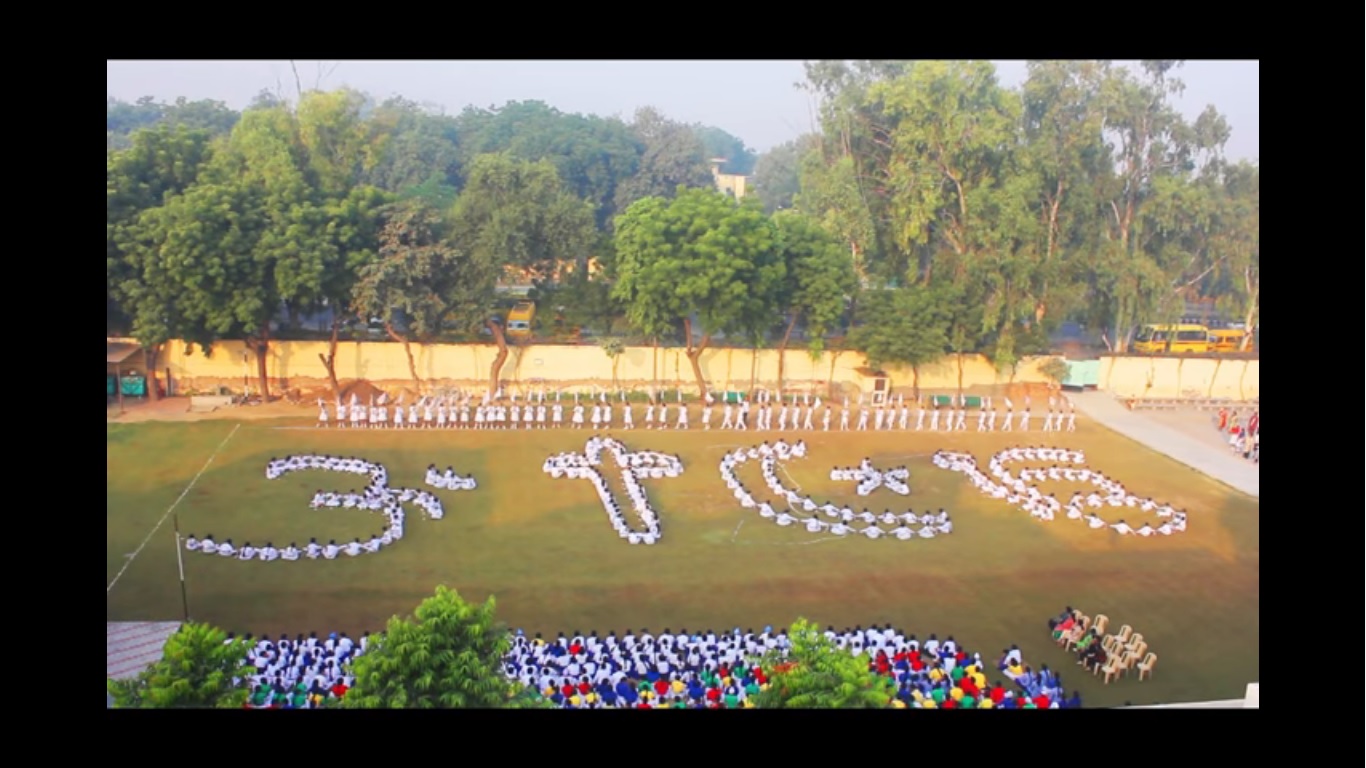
[
  {"x1": 849, "y1": 459, "x2": 910, "y2": 496},
  {"x1": 543, "y1": 437, "x2": 684, "y2": 544}
]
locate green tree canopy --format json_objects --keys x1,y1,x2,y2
[
  {"x1": 848, "y1": 286, "x2": 949, "y2": 394},
  {"x1": 107, "y1": 623, "x2": 252, "y2": 709},
  {"x1": 753, "y1": 618, "x2": 895, "y2": 709},
  {"x1": 613, "y1": 188, "x2": 781, "y2": 397},
  {"x1": 342, "y1": 586, "x2": 517, "y2": 709}
]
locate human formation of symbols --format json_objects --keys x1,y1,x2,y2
[{"x1": 194, "y1": 443, "x2": 1185, "y2": 560}]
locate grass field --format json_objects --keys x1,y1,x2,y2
[{"x1": 107, "y1": 416, "x2": 1258, "y2": 707}]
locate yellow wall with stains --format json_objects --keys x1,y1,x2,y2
[{"x1": 147, "y1": 340, "x2": 1257, "y2": 400}]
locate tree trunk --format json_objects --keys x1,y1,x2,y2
[
  {"x1": 955, "y1": 352, "x2": 965, "y2": 398},
  {"x1": 651, "y1": 338, "x2": 659, "y2": 396},
  {"x1": 486, "y1": 319, "x2": 509, "y2": 396},
  {"x1": 144, "y1": 347, "x2": 161, "y2": 403},
  {"x1": 1239, "y1": 273, "x2": 1258, "y2": 352},
  {"x1": 749, "y1": 343, "x2": 758, "y2": 394},
  {"x1": 911, "y1": 365, "x2": 920, "y2": 401},
  {"x1": 385, "y1": 322, "x2": 421, "y2": 388},
  {"x1": 777, "y1": 313, "x2": 798, "y2": 396},
  {"x1": 682, "y1": 317, "x2": 711, "y2": 401},
  {"x1": 316, "y1": 317, "x2": 343, "y2": 398},
  {"x1": 248, "y1": 330, "x2": 271, "y2": 400}
]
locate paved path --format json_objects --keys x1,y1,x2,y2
[{"x1": 1070, "y1": 392, "x2": 1259, "y2": 498}]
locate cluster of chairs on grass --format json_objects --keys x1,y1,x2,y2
[{"x1": 1050, "y1": 608, "x2": 1157, "y2": 685}]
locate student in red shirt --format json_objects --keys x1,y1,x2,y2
[
  {"x1": 330, "y1": 681, "x2": 348, "y2": 699},
  {"x1": 653, "y1": 678, "x2": 669, "y2": 698},
  {"x1": 1032, "y1": 694, "x2": 1051, "y2": 709}
]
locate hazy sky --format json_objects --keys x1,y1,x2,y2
[{"x1": 107, "y1": 60, "x2": 1259, "y2": 161}]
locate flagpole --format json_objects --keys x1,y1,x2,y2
[{"x1": 172, "y1": 514, "x2": 190, "y2": 623}]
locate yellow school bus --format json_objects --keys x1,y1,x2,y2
[
  {"x1": 506, "y1": 301, "x2": 536, "y2": 339},
  {"x1": 1131, "y1": 324, "x2": 1211, "y2": 354},
  {"x1": 1207, "y1": 328, "x2": 1248, "y2": 352}
]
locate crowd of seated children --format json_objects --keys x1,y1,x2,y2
[{"x1": 231, "y1": 622, "x2": 1077, "y2": 709}]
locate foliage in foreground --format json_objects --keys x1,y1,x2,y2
[
  {"x1": 342, "y1": 586, "x2": 524, "y2": 708},
  {"x1": 752, "y1": 618, "x2": 895, "y2": 708},
  {"x1": 106, "y1": 622, "x2": 252, "y2": 708}
]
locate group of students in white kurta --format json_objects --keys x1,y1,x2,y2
[
  {"x1": 720, "y1": 440, "x2": 952, "y2": 540},
  {"x1": 183, "y1": 455, "x2": 461, "y2": 561},
  {"x1": 315, "y1": 388, "x2": 1078, "y2": 434},
  {"x1": 541, "y1": 436, "x2": 683, "y2": 545},
  {"x1": 933, "y1": 446, "x2": 1188, "y2": 536}
]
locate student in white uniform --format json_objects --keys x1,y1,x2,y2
[
  {"x1": 701, "y1": 403, "x2": 712, "y2": 430},
  {"x1": 1002, "y1": 405, "x2": 1013, "y2": 432},
  {"x1": 777, "y1": 405, "x2": 788, "y2": 431},
  {"x1": 822, "y1": 407, "x2": 832, "y2": 432},
  {"x1": 676, "y1": 404, "x2": 688, "y2": 430},
  {"x1": 929, "y1": 406, "x2": 940, "y2": 431},
  {"x1": 873, "y1": 407, "x2": 885, "y2": 431},
  {"x1": 802, "y1": 405, "x2": 814, "y2": 430},
  {"x1": 623, "y1": 403, "x2": 634, "y2": 429},
  {"x1": 1018, "y1": 408, "x2": 1030, "y2": 432},
  {"x1": 645, "y1": 403, "x2": 655, "y2": 430},
  {"x1": 915, "y1": 404, "x2": 926, "y2": 431},
  {"x1": 954, "y1": 406, "x2": 967, "y2": 431},
  {"x1": 976, "y1": 406, "x2": 988, "y2": 431},
  {"x1": 898, "y1": 404, "x2": 909, "y2": 430},
  {"x1": 552, "y1": 402, "x2": 564, "y2": 428},
  {"x1": 1066, "y1": 409, "x2": 1077, "y2": 432},
  {"x1": 720, "y1": 403, "x2": 734, "y2": 430},
  {"x1": 658, "y1": 402, "x2": 670, "y2": 430},
  {"x1": 856, "y1": 407, "x2": 869, "y2": 431},
  {"x1": 318, "y1": 404, "x2": 329, "y2": 428}
]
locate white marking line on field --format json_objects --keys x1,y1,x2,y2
[
  {"x1": 107, "y1": 423, "x2": 242, "y2": 595},
  {"x1": 731, "y1": 518, "x2": 745, "y2": 542}
]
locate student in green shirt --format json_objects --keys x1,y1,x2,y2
[
  {"x1": 745, "y1": 680, "x2": 760, "y2": 697},
  {"x1": 930, "y1": 686, "x2": 947, "y2": 704},
  {"x1": 291, "y1": 685, "x2": 308, "y2": 709},
  {"x1": 250, "y1": 686, "x2": 269, "y2": 707},
  {"x1": 961, "y1": 695, "x2": 976, "y2": 709},
  {"x1": 950, "y1": 666, "x2": 966, "y2": 682},
  {"x1": 723, "y1": 690, "x2": 739, "y2": 708}
]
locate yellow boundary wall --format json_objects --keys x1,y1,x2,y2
[{"x1": 150, "y1": 340, "x2": 1258, "y2": 401}]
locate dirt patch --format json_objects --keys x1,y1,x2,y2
[{"x1": 338, "y1": 379, "x2": 388, "y2": 404}]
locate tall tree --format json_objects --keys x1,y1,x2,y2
[
  {"x1": 1021, "y1": 60, "x2": 1111, "y2": 328},
  {"x1": 847, "y1": 286, "x2": 949, "y2": 398},
  {"x1": 613, "y1": 188, "x2": 781, "y2": 399},
  {"x1": 871, "y1": 60, "x2": 1037, "y2": 370},
  {"x1": 342, "y1": 586, "x2": 519, "y2": 709},
  {"x1": 753, "y1": 618, "x2": 896, "y2": 709},
  {"x1": 771, "y1": 211, "x2": 856, "y2": 391},
  {"x1": 106, "y1": 623, "x2": 252, "y2": 709},
  {"x1": 449, "y1": 152, "x2": 597, "y2": 393},
  {"x1": 107, "y1": 125, "x2": 217, "y2": 399},
  {"x1": 1091, "y1": 61, "x2": 1226, "y2": 350},
  {"x1": 313, "y1": 185, "x2": 389, "y2": 396},
  {"x1": 1209, "y1": 161, "x2": 1258, "y2": 346},
  {"x1": 613, "y1": 107, "x2": 714, "y2": 211},
  {"x1": 352, "y1": 201, "x2": 491, "y2": 387}
]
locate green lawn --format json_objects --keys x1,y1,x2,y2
[{"x1": 106, "y1": 417, "x2": 1258, "y2": 707}]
